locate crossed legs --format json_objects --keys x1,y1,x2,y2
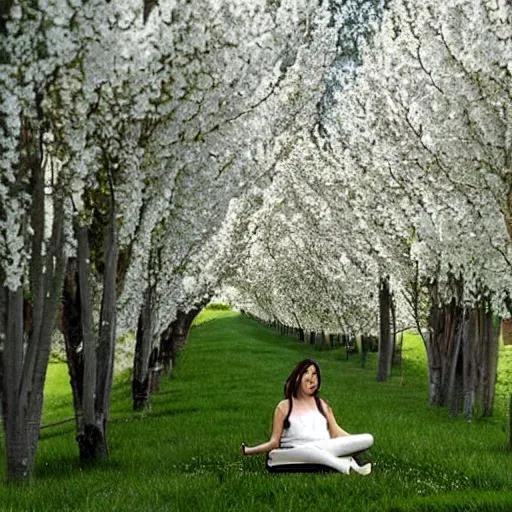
[{"x1": 267, "y1": 434, "x2": 374, "y2": 474}]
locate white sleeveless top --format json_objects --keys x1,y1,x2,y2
[{"x1": 280, "y1": 408, "x2": 330, "y2": 448}]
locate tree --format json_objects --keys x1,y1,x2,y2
[
  {"x1": 328, "y1": 0, "x2": 510, "y2": 414},
  {"x1": 0, "y1": 0, "x2": 87, "y2": 482},
  {"x1": 225, "y1": 0, "x2": 510, "y2": 418},
  {"x1": 115, "y1": 0, "x2": 342, "y2": 411}
]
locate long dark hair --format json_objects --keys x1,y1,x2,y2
[
  {"x1": 284, "y1": 358, "x2": 322, "y2": 399},
  {"x1": 282, "y1": 358, "x2": 326, "y2": 428}
]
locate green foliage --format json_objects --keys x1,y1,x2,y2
[
  {"x1": 1, "y1": 311, "x2": 512, "y2": 511},
  {"x1": 205, "y1": 302, "x2": 232, "y2": 310},
  {"x1": 49, "y1": 331, "x2": 67, "y2": 363}
]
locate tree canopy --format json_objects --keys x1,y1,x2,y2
[{"x1": 0, "y1": 0, "x2": 511, "y2": 482}]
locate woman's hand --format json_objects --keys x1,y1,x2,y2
[{"x1": 241, "y1": 401, "x2": 287, "y2": 456}]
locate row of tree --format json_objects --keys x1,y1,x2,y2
[
  {"x1": 0, "y1": 0, "x2": 343, "y2": 482},
  {"x1": 0, "y1": 0, "x2": 510, "y2": 485},
  {"x1": 223, "y1": 0, "x2": 510, "y2": 418}
]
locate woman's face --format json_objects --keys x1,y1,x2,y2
[{"x1": 299, "y1": 364, "x2": 318, "y2": 396}]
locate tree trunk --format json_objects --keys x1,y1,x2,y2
[
  {"x1": 318, "y1": 329, "x2": 328, "y2": 349},
  {"x1": 172, "y1": 307, "x2": 201, "y2": 359},
  {"x1": 0, "y1": 281, "x2": 5, "y2": 422},
  {"x1": 425, "y1": 280, "x2": 444, "y2": 406},
  {"x1": 425, "y1": 332, "x2": 442, "y2": 406},
  {"x1": 466, "y1": 304, "x2": 499, "y2": 419},
  {"x1": 158, "y1": 307, "x2": 202, "y2": 376},
  {"x1": 61, "y1": 258, "x2": 85, "y2": 438},
  {"x1": 2, "y1": 158, "x2": 66, "y2": 482},
  {"x1": 462, "y1": 307, "x2": 478, "y2": 420},
  {"x1": 425, "y1": 276, "x2": 464, "y2": 408},
  {"x1": 391, "y1": 295, "x2": 401, "y2": 367},
  {"x1": 159, "y1": 322, "x2": 174, "y2": 375},
  {"x1": 132, "y1": 285, "x2": 155, "y2": 411},
  {"x1": 424, "y1": 278, "x2": 500, "y2": 420},
  {"x1": 377, "y1": 276, "x2": 392, "y2": 382},
  {"x1": 292, "y1": 312, "x2": 305, "y2": 342},
  {"x1": 73, "y1": 219, "x2": 104, "y2": 462},
  {"x1": 87, "y1": 185, "x2": 118, "y2": 461},
  {"x1": 481, "y1": 311, "x2": 499, "y2": 417},
  {"x1": 2, "y1": 287, "x2": 28, "y2": 481},
  {"x1": 446, "y1": 308, "x2": 464, "y2": 415},
  {"x1": 61, "y1": 183, "x2": 118, "y2": 465}
]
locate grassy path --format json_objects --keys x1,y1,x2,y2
[{"x1": 1, "y1": 309, "x2": 512, "y2": 511}]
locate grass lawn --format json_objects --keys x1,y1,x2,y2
[{"x1": 1, "y1": 308, "x2": 512, "y2": 511}]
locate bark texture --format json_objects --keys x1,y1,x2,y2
[
  {"x1": 132, "y1": 284, "x2": 156, "y2": 411},
  {"x1": 377, "y1": 276, "x2": 393, "y2": 382},
  {"x1": 60, "y1": 182, "x2": 118, "y2": 464},
  {"x1": 1, "y1": 121, "x2": 66, "y2": 481},
  {"x1": 158, "y1": 306, "x2": 202, "y2": 378},
  {"x1": 425, "y1": 277, "x2": 499, "y2": 419}
]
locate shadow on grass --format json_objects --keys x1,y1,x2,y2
[
  {"x1": 152, "y1": 388, "x2": 179, "y2": 396},
  {"x1": 35, "y1": 455, "x2": 125, "y2": 481},
  {"x1": 39, "y1": 424, "x2": 75, "y2": 441},
  {"x1": 37, "y1": 402, "x2": 201, "y2": 446},
  {"x1": 35, "y1": 455, "x2": 81, "y2": 479},
  {"x1": 112, "y1": 406, "x2": 202, "y2": 422}
]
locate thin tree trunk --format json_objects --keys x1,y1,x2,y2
[
  {"x1": 158, "y1": 306, "x2": 202, "y2": 375},
  {"x1": 391, "y1": 292, "x2": 400, "y2": 367},
  {"x1": 425, "y1": 332, "x2": 442, "y2": 406},
  {"x1": 480, "y1": 308, "x2": 499, "y2": 417},
  {"x1": 174, "y1": 307, "x2": 201, "y2": 357},
  {"x1": 425, "y1": 334, "x2": 439, "y2": 402},
  {"x1": 61, "y1": 258, "x2": 85, "y2": 436},
  {"x1": 474, "y1": 305, "x2": 486, "y2": 416},
  {"x1": 292, "y1": 312, "x2": 304, "y2": 342},
  {"x1": 426, "y1": 290, "x2": 443, "y2": 406},
  {"x1": 377, "y1": 276, "x2": 392, "y2": 382},
  {"x1": 319, "y1": 330, "x2": 328, "y2": 348},
  {"x1": 74, "y1": 221, "x2": 101, "y2": 462},
  {"x1": 463, "y1": 307, "x2": 478, "y2": 421},
  {"x1": 27, "y1": 191, "x2": 66, "y2": 461},
  {"x1": 132, "y1": 285, "x2": 155, "y2": 411},
  {"x1": 446, "y1": 308, "x2": 464, "y2": 416},
  {"x1": 91, "y1": 184, "x2": 118, "y2": 460},
  {"x1": 17, "y1": 123, "x2": 46, "y2": 473},
  {"x1": 3, "y1": 287, "x2": 27, "y2": 481},
  {"x1": 0, "y1": 279, "x2": 5, "y2": 422},
  {"x1": 159, "y1": 322, "x2": 175, "y2": 375},
  {"x1": 440, "y1": 301, "x2": 454, "y2": 401}
]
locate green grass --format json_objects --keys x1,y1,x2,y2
[{"x1": 1, "y1": 310, "x2": 512, "y2": 511}]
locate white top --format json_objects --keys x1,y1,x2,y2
[{"x1": 280, "y1": 408, "x2": 330, "y2": 448}]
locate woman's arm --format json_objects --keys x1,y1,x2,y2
[
  {"x1": 242, "y1": 401, "x2": 287, "y2": 455},
  {"x1": 323, "y1": 399, "x2": 351, "y2": 438}
]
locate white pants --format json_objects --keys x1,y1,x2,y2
[{"x1": 267, "y1": 433, "x2": 374, "y2": 473}]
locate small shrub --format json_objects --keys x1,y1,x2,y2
[{"x1": 205, "y1": 303, "x2": 231, "y2": 311}]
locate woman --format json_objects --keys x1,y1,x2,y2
[{"x1": 241, "y1": 358, "x2": 374, "y2": 475}]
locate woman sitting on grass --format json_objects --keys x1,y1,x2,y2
[{"x1": 241, "y1": 358, "x2": 374, "y2": 475}]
